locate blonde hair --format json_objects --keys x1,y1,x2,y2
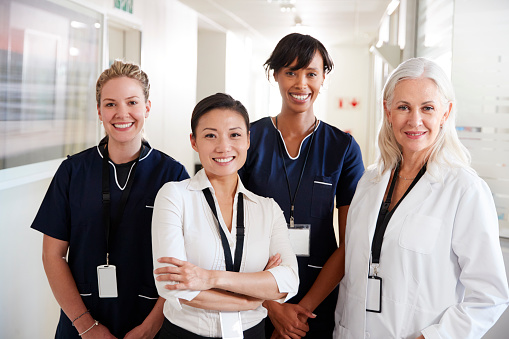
[
  {"x1": 375, "y1": 57, "x2": 470, "y2": 180},
  {"x1": 96, "y1": 59, "x2": 150, "y2": 106}
]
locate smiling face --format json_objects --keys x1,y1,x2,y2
[
  {"x1": 191, "y1": 108, "x2": 250, "y2": 181},
  {"x1": 274, "y1": 51, "x2": 325, "y2": 115},
  {"x1": 98, "y1": 76, "x2": 150, "y2": 149},
  {"x1": 386, "y1": 77, "x2": 451, "y2": 161}
]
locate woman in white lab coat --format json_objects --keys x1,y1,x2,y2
[
  {"x1": 335, "y1": 57, "x2": 509, "y2": 338},
  {"x1": 299, "y1": 57, "x2": 509, "y2": 339}
]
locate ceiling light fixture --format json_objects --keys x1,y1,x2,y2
[
  {"x1": 280, "y1": 4, "x2": 296, "y2": 12},
  {"x1": 268, "y1": 0, "x2": 296, "y2": 4}
]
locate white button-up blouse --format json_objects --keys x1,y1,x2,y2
[{"x1": 152, "y1": 169, "x2": 299, "y2": 337}]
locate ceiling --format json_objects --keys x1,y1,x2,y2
[{"x1": 178, "y1": 0, "x2": 393, "y2": 51}]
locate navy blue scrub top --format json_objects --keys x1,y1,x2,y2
[
  {"x1": 239, "y1": 117, "x2": 364, "y2": 334},
  {"x1": 31, "y1": 138, "x2": 189, "y2": 338}
]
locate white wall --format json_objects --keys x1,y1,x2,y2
[
  {"x1": 0, "y1": 0, "x2": 198, "y2": 337},
  {"x1": 325, "y1": 45, "x2": 371, "y2": 166},
  {"x1": 0, "y1": 174, "x2": 59, "y2": 337},
  {"x1": 140, "y1": 0, "x2": 197, "y2": 173},
  {"x1": 197, "y1": 30, "x2": 227, "y2": 102}
]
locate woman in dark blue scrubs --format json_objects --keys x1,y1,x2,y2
[
  {"x1": 239, "y1": 33, "x2": 364, "y2": 338},
  {"x1": 31, "y1": 60, "x2": 189, "y2": 338}
]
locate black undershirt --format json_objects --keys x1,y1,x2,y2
[{"x1": 114, "y1": 159, "x2": 137, "y2": 188}]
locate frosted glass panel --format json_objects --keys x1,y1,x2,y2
[{"x1": 452, "y1": 0, "x2": 509, "y2": 237}]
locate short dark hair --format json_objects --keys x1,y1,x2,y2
[
  {"x1": 191, "y1": 93, "x2": 249, "y2": 136},
  {"x1": 264, "y1": 33, "x2": 334, "y2": 78}
]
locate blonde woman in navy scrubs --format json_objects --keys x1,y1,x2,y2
[
  {"x1": 31, "y1": 60, "x2": 189, "y2": 338},
  {"x1": 239, "y1": 33, "x2": 365, "y2": 338}
]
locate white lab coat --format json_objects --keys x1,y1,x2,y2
[{"x1": 334, "y1": 165, "x2": 509, "y2": 339}]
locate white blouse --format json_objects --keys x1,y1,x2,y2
[{"x1": 152, "y1": 169, "x2": 299, "y2": 337}]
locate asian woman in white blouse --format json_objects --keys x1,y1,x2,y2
[{"x1": 151, "y1": 93, "x2": 302, "y2": 338}]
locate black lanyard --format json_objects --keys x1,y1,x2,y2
[
  {"x1": 101, "y1": 143, "x2": 139, "y2": 265},
  {"x1": 202, "y1": 188, "x2": 245, "y2": 272},
  {"x1": 371, "y1": 163, "x2": 427, "y2": 266},
  {"x1": 275, "y1": 116, "x2": 317, "y2": 227}
]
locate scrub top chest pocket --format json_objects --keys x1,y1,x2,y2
[{"x1": 310, "y1": 176, "x2": 334, "y2": 219}]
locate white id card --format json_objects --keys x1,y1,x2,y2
[
  {"x1": 219, "y1": 311, "x2": 243, "y2": 339},
  {"x1": 288, "y1": 224, "x2": 310, "y2": 256},
  {"x1": 366, "y1": 276, "x2": 382, "y2": 313},
  {"x1": 97, "y1": 265, "x2": 118, "y2": 298}
]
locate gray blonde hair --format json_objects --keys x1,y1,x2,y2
[
  {"x1": 96, "y1": 59, "x2": 150, "y2": 106},
  {"x1": 374, "y1": 57, "x2": 470, "y2": 180}
]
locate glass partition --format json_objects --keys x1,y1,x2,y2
[
  {"x1": 0, "y1": 0, "x2": 103, "y2": 169},
  {"x1": 451, "y1": 0, "x2": 509, "y2": 237}
]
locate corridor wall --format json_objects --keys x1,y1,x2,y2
[{"x1": 0, "y1": 0, "x2": 198, "y2": 337}]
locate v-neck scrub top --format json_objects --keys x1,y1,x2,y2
[
  {"x1": 31, "y1": 138, "x2": 189, "y2": 338},
  {"x1": 239, "y1": 117, "x2": 365, "y2": 335}
]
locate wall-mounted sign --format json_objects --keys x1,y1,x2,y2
[
  {"x1": 338, "y1": 97, "x2": 360, "y2": 109},
  {"x1": 114, "y1": 0, "x2": 133, "y2": 14}
]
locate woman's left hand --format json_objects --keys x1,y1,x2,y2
[
  {"x1": 155, "y1": 257, "x2": 212, "y2": 291},
  {"x1": 265, "y1": 253, "x2": 282, "y2": 270}
]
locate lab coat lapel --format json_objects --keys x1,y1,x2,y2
[
  {"x1": 345, "y1": 170, "x2": 392, "y2": 339},
  {"x1": 364, "y1": 170, "x2": 392, "y2": 245}
]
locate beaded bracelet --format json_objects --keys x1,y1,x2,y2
[
  {"x1": 79, "y1": 320, "x2": 99, "y2": 337},
  {"x1": 71, "y1": 310, "x2": 90, "y2": 327}
]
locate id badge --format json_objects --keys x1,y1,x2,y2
[
  {"x1": 288, "y1": 223, "x2": 311, "y2": 257},
  {"x1": 366, "y1": 276, "x2": 382, "y2": 313},
  {"x1": 219, "y1": 311, "x2": 243, "y2": 339},
  {"x1": 97, "y1": 265, "x2": 118, "y2": 298}
]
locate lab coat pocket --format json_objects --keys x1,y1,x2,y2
[
  {"x1": 399, "y1": 214, "x2": 442, "y2": 254},
  {"x1": 310, "y1": 176, "x2": 333, "y2": 219}
]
